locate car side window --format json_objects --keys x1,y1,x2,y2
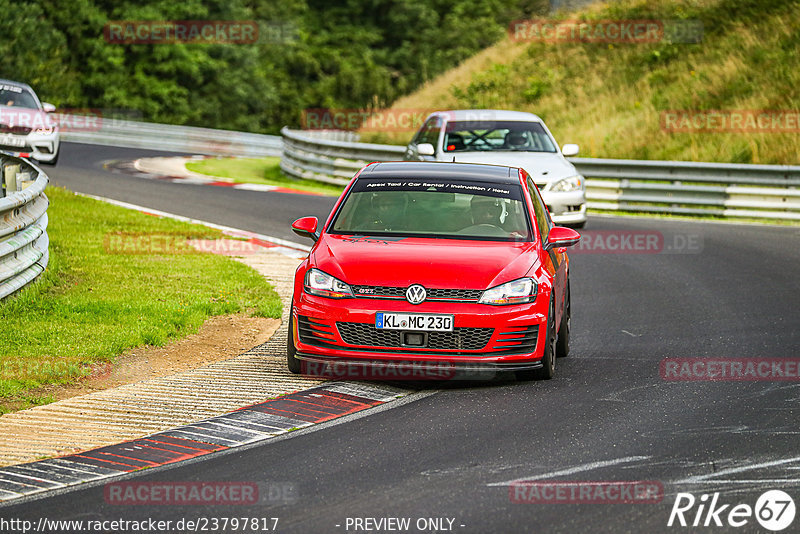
[
  {"x1": 414, "y1": 117, "x2": 442, "y2": 146},
  {"x1": 527, "y1": 176, "x2": 551, "y2": 243}
]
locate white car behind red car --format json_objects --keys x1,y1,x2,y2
[
  {"x1": 405, "y1": 110, "x2": 585, "y2": 228},
  {"x1": 0, "y1": 79, "x2": 60, "y2": 165}
]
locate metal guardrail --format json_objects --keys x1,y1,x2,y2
[
  {"x1": 578, "y1": 158, "x2": 800, "y2": 220},
  {"x1": 281, "y1": 127, "x2": 405, "y2": 186},
  {"x1": 281, "y1": 128, "x2": 800, "y2": 221},
  {"x1": 61, "y1": 116, "x2": 282, "y2": 157},
  {"x1": 0, "y1": 152, "x2": 49, "y2": 300}
]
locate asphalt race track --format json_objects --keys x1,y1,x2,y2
[
  {"x1": 48, "y1": 143, "x2": 338, "y2": 242},
  {"x1": 3, "y1": 142, "x2": 800, "y2": 533}
]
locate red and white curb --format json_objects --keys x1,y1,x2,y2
[
  {"x1": 79, "y1": 193, "x2": 311, "y2": 259},
  {"x1": 0, "y1": 382, "x2": 405, "y2": 503},
  {"x1": 104, "y1": 158, "x2": 327, "y2": 196}
]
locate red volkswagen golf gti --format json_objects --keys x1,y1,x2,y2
[{"x1": 288, "y1": 161, "x2": 580, "y2": 380}]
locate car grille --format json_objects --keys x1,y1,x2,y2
[
  {"x1": 337, "y1": 322, "x2": 493, "y2": 350},
  {"x1": 351, "y1": 285, "x2": 482, "y2": 302},
  {"x1": 0, "y1": 124, "x2": 32, "y2": 135}
]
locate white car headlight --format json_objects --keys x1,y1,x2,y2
[
  {"x1": 546, "y1": 175, "x2": 584, "y2": 193},
  {"x1": 35, "y1": 126, "x2": 54, "y2": 135},
  {"x1": 304, "y1": 268, "x2": 353, "y2": 299},
  {"x1": 479, "y1": 278, "x2": 537, "y2": 305}
]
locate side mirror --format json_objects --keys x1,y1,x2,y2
[
  {"x1": 561, "y1": 144, "x2": 579, "y2": 157},
  {"x1": 42, "y1": 102, "x2": 56, "y2": 113},
  {"x1": 417, "y1": 143, "x2": 435, "y2": 156},
  {"x1": 292, "y1": 216, "x2": 319, "y2": 242},
  {"x1": 544, "y1": 226, "x2": 581, "y2": 251}
]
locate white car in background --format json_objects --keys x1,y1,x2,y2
[
  {"x1": 405, "y1": 110, "x2": 586, "y2": 227},
  {"x1": 0, "y1": 79, "x2": 60, "y2": 165}
]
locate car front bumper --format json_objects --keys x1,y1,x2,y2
[
  {"x1": 540, "y1": 189, "x2": 586, "y2": 225},
  {"x1": 292, "y1": 292, "x2": 548, "y2": 371},
  {"x1": 0, "y1": 132, "x2": 59, "y2": 163}
]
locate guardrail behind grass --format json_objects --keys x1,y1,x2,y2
[
  {"x1": 0, "y1": 152, "x2": 49, "y2": 300},
  {"x1": 281, "y1": 128, "x2": 800, "y2": 221},
  {"x1": 61, "y1": 116, "x2": 282, "y2": 157}
]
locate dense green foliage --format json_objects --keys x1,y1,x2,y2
[{"x1": 1, "y1": 0, "x2": 546, "y2": 133}]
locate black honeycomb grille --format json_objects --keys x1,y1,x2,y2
[{"x1": 336, "y1": 322, "x2": 492, "y2": 350}]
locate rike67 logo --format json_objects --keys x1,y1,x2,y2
[{"x1": 668, "y1": 490, "x2": 795, "y2": 531}]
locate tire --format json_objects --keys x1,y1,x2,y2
[
  {"x1": 566, "y1": 221, "x2": 585, "y2": 229},
  {"x1": 286, "y1": 313, "x2": 302, "y2": 374},
  {"x1": 556, "y1": 281, "x2": 571, "y2": 358},
  {"x1": 516, "y1": 299, "x2": 556, "y2": 381}
]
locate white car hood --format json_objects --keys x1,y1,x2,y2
[
  {"x1": 0, "y1": 105, "x2": 55, "y2": 130},
  {"x1": 446, "y1": 151, "x2": 577, "y2": 185}
]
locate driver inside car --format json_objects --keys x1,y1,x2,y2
[
  {"x1": 360, "y1": 192, "x2": 408, "y2": 231},
  {"x1": 470, "y1": 196, "x2": 503, "y2": 226}
]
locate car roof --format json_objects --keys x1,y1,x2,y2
[
  {"x1": 0, "y1": 79, "x2": 35, "y2": 92},
  {"x1": 359, "y1": 161, "x2": 521, "y2": 184},
  {"x1": 430, "y1": 109, "x2": 544, "y2": 123}
]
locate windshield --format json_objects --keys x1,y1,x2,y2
[
  {"x1": 0, "y1": 84, "x2": 39, "y2": 109},
  {"x1": 444, "y1": 120, "x2": 557, "y2": 153},
  {"x1": 330, "y1": 177, "x2": 532, "y2": 241}
]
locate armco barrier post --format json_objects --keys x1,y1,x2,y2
[{"x1": 4, "y1": 162, "x2": 20, "y2": 195}]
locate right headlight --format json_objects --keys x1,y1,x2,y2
[
  {"x1": 545, "y1": 175, "x2": 584, "y2": 193},
  {"x1": 479, "y1": 278, "x2": 537, "y2": 305},
  {"x1": 304, "y1": 268, "x2": 353, "y2": 299}
]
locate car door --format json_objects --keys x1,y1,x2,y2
[{"x1": 528, "y1": 175, "x2": 565, "y2": 323}]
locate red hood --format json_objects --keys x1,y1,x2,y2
[{"x1": 312, "y1": 235, "x2": 538, "y2": 289}]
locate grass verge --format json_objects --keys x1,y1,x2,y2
[
  {"x1": 186, "y1": 156, "x2": 345, "y2": 196},
  {"x1": 0, "y1": 186, "x2": 282, "y2": 414}
]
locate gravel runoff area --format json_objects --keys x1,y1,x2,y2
[{"x1": 0, "y1": 248, "x2": 325, "y2": 467}]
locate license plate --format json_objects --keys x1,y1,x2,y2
[
  {"x1": 376, "y1": 312, "x2": 453, "y2": 332},
  {"x1": 0, "y1": 134, "x2": 25, "y2": 147}
]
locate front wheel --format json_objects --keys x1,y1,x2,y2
[
  {"x1": 556, "y1": 281, "x2": 571, "y2": 358},
  {"x1": 516, "y1": 300, "x2": 556, "y2": 381},
  {"x1": 286, "y1": 313, "x2": 302, "y2": 374}
]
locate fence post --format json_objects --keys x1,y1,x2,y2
[{"x1": 4, "y1": 162, "x2": 20, "y2": 194}]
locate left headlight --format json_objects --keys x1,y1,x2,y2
[
  {"x1": 304, "y1": 268, "x2": 353, "y2": 299},
  {"x1": 545, "y1": 175, "x2": 584, "y2": 193},
  {"x1": 479, "y1": 278, "x2": 537, "y2": 305},
  {"x1": 34, "y1": 126, "x2": 54, "y2": 135}
]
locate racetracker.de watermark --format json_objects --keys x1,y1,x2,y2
[
  {"x1": 103, "y1": 233, "x2": 266, "y2": 256},
  {"x1": 104, "y1": 481, "x2": 297, "y2": 505},
  {"x1": 509, "y1": 480, "x2": 664, "y2": 504},
  {"x1": 661, "y1": 110, "x2": 800, "y2": 133},
  {"x1": 661, "y1": 358, "x2": 800, "y2": 381},
  {"x1": 104, "y1": 20, "x2": 259, "y2": 44},
  {"x1": 301, "y1": 109, "x2": 501, "y2": 132},
  {"x1": 509, "y1": 19, "x2": 703, "y2": 43},
  {"x1": 0, "y1": 359, "x2": 112, "y2": 380},
  {"x1": 0, "y1": 108, "x2": 139, "y2": 133},
  {"x1": 570, "y1": 230, "x2": 703, "y2": 254},
  {"x1": 300, "y1": 360, "x2": 496, "y2": 381}
]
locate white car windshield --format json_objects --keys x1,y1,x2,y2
[
  {"x1": 443, "y1": 120, "x2": 557, "y2": 153},
  {"x1": 0, "y1": 84, "x2": 40, "y2": 110}
]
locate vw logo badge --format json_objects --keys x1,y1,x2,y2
[{"x1": 406, "y1": 284, "x2": 427, "y2": 305}]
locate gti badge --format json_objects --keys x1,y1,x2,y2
[{"x1": 406, "y1": 284, "x2": 427, "y2": 305}]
